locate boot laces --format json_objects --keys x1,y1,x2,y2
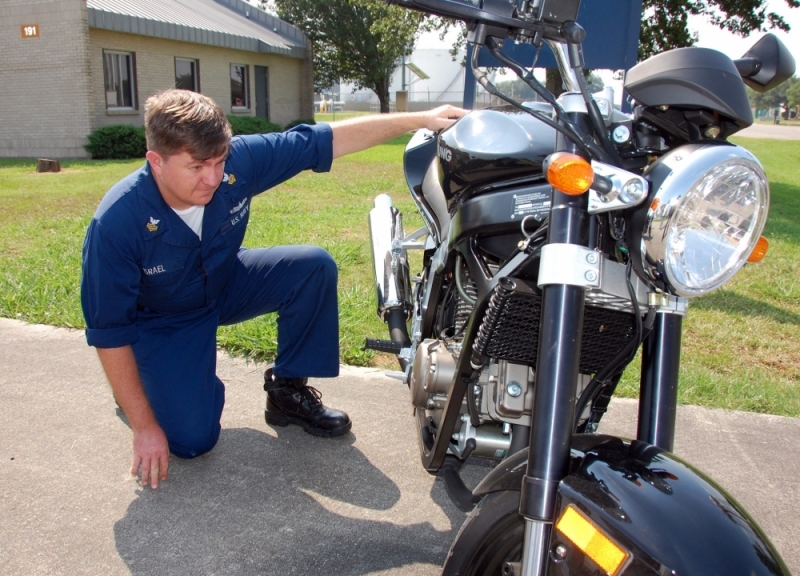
[{"x1": 297, "y1": 385, "x2": 324, "y2": 413}]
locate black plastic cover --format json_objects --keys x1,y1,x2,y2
[
  {"x1": 473, "y1": 437, "x2": 791, "y2": 575},
  {"x1": 625, "y1": 47, "x2": 753, "y2": 128}
]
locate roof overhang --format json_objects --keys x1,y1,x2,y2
[{"x1": 87, "y1": 0, "x2": 307, "y2": 59}]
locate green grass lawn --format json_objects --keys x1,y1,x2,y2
[
  {"x1": 314, "y1": 111, "x2": 374, "y2": 123},
  {"x1": 0, "y1": 137, "x2": 797, "y2": 416}
]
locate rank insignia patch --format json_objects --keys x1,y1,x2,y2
[{"x1": 146, "y1": 217, "x2": 160, "y2": 232}]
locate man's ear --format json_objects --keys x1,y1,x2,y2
[{"x1": 146, "y1": 150, "x2": 164, "y2": 178}]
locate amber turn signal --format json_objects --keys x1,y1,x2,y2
[
  {"x1": 545, "y1": 152, "x2": 594, "y2": 196},
  {"x1": 747, "y1": 236, "x2": 769, "y2": 263}
]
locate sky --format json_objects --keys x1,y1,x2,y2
[{"x1": 417, "y1": 0, "x2": 799, "y2": 61}]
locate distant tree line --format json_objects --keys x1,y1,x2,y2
[{"x1": 747, "y1": 76, "x2": 800, "y2": 115}]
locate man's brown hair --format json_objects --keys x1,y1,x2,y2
[{"x1": 144, "y1": 89, "x2": 232, "y2": 160}]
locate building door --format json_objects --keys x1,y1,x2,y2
[{"x1": 255, "y1": 66, "x2": 269, "y2": 120}]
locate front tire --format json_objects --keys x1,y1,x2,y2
[{"x1": 442, "y1": 490, "x2": 525, "y2": 575}]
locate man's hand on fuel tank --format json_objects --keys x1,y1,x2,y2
[{"x1": 420, "y1": 105, "x2": 468, "y2": 132}]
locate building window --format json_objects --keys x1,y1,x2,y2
[
  {"x1": 230, "y1": 64, "x2": 249, "y2": 108},
  {"x1": 175, "y1": 58, "x2": 199, "y2": 91},
  {"x1": 103, "y1": 50, "x2": 136, "y2": 109}
]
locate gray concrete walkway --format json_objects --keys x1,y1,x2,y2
[
  {"x1": 1, "y1": 318, "x2": 798, "y2": 575},
  {"x1": 736, "y1": 122, "x2": 800, "y2": 140}
]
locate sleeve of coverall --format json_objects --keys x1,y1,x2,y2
[
  {"x1": 81, "y1": 218, "x2": 142, "y2": 348},
  {"x1": 235, "y1": 123, "x2": 334, "y2": 194}
]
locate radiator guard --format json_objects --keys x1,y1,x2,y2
[{"x1": 473, "y1": 277, "x2": 637, "y2": 374}]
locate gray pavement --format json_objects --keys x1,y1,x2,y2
[
  {"x1": 1, "y1": 317, "x2": 798, "y2": 575},
  {"x1": 736, "y1": 122, "x2": 800, "y2": 140}
]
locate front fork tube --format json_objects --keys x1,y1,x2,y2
[
  {"x1": 637, "y1": 312, "x2": 683, "y2": 451},
  {"x1": 520, "y1": 184, "x2": 588, "y2": 575},
  {"x1": 519, "y1": 283, "x2": 585, "y2": 576},
  {"x1": 522, "y1": 521, "x2": 552, "y2": 576}
]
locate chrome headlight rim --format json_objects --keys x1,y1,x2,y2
[{"x1": 629, "y1": 143, "x2": 769, "y2": 298}]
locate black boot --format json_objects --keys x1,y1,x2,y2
[{"x1": 263, "y1": 367, "x2": 351, "y2": 438}]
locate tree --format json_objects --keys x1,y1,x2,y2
[
  {"x1": 747, "y1": 76, "x2": 800, "y2": 113},
  {"x1": 495, "y1": 78, "x2": 538, "y2": 101},
  {"x1": 586, "y1": 71, "x2": 605, "y2": 92},
  {"x1": 268, "y1": 0, "x2": 427, "y2": 113},
  {"x1": 639, "y1": 0, "x2": 799, "y2": 60},
  {"x1": 786, "y1": 77, "x2": 800, "y2": 109}
]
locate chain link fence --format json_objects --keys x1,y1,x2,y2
[{"x1": 325, "y1": 86, "x2": 511, "y2": 113}]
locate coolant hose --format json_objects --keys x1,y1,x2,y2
[{"x1": 440, "y1": 452, "x2": 481, "y2": 512}]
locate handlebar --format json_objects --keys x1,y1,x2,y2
[{"x1": 387, "y1": 0, "x2": 534, "y2": 32}]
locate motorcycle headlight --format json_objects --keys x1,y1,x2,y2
[{"x1": 627, "y1": 143, "x2": 769, "y2": 298}]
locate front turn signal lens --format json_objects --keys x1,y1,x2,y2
[
  {"x1": 555, "y1": 505, "x2": 630, "y2": 575},
  {"x1": 545, "y1": 152, "x2": 594, "y2": 195},
  {"x1": 747, "y1": 236, "x2": 769, "y2": 263}
]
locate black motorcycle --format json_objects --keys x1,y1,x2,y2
[{"x1": 365, "y1": 0, "x2": 796, "y2": 573}]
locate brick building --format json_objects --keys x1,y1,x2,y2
[{"x1": 0, "y1": 0, "x2": 314, "y2": 159}]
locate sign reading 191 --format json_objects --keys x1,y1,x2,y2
[{"x1": 21, "y1": 24, "x2": 40, "y2": 38}]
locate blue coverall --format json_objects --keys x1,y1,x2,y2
[{"x1": 81, "y1": 124, "x2": 340, "y2": 458}]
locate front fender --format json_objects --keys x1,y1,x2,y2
[{"x1": 474, "y1": 434, "x2": 789, "y2": 575}]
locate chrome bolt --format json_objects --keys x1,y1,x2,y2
[
  {"x1": 506, "y1": 381, "x2": 523, "y2": 397},
  {"x1": 586, "y1": 252, "x2": 599, "y2": 264},
  {"x1": 621, "y1": 179, "x2": 646, "y2": 203},
  {"x1": 554, "y1": 544, "x2": 567, "y2": 559},
  {"x1": 612, "y1": 124, "x2": 631, "y2": 143},
  {"x1": 585, "y1": 270, "x2": 598, "y2": 283},
  {"x1": 473, "y1": 385, "x2": 482, "y2": 396}
]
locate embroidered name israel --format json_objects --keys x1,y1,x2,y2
[{"x1": 143, "y1": 265, "x2": 167, "y2": 276}]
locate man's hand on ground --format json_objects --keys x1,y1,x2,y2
[{"x1": 132, "y1": 424, "x2": 170, "y2": 489}]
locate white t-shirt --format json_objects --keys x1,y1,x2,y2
[{"x1": 172, "y1": 205, "x2": 205, "y2": 240}]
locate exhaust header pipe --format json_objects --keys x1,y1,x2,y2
[{"x1": 368, "y1": 194, "x2": 411, "y2": 320}]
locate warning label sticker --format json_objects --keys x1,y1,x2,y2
[{"x1": 512, "y1": 190, "x2": 551, "y2": 219}]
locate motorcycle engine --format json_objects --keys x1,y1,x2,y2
[{"x1": 408, "y1": 261, "x2": 592, "y2": 460}]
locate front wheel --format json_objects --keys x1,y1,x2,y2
[{"x1": 442, "y1": 490, "x2": 525, "y2": 576}]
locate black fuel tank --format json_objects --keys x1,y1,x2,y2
[{"x1": 437, "y1": 106, "x2": 556, "y2": 210}]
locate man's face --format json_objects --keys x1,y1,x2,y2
[{"x1": 146, "y1": 149, "x2": 227, "y2": 210}]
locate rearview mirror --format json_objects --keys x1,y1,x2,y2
[{"x1": 733, "y1": 34, "x2": 796, "y2": 93}]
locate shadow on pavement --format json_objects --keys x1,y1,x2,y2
[{"x1": 114, "y1": 426, "x2": 467, "y2": 576}]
